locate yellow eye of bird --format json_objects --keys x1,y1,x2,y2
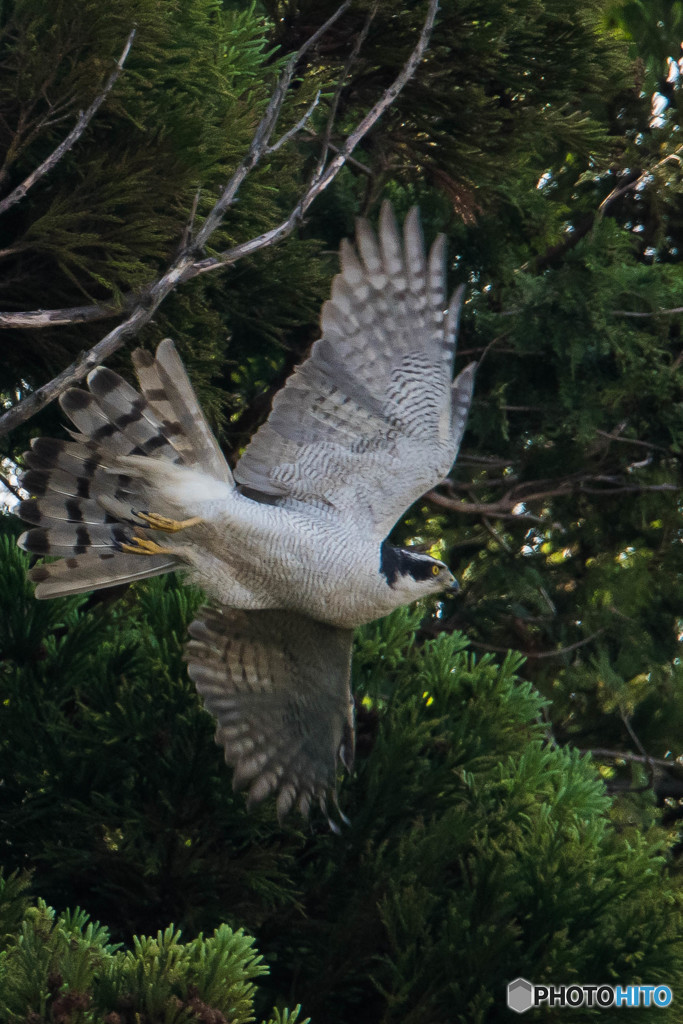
[{"x1": 431, "y1": 564, "x2": 440, "y2": 576}]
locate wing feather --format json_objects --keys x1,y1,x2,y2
[
  {"x1": 234, "y1": 202, "x2": 474, "y2": 535},
  {"x1": 186, "y1": 606, "x2": 354, "y2": 824}
]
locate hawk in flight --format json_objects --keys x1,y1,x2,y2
[{"x1": 16, "y1": 203, "x2": 474, "y2": 824}]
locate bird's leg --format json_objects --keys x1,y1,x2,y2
[
  {"x1": 135, "y1": 511, "x2": 204, "y2": 533},
  {"x1": 119, "y1": 528, "x2": 176, "y2": 556}
]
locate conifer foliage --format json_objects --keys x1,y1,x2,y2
[
  {"x1": 0, "y1": 870, "x2": 308, "y2": 1024},
  {"x1": 1, "y1": 527, "x2": 682, "y2": 1021},
  {"x1": 2, "y1": 0, "x2": 683, "y2": 1019}
]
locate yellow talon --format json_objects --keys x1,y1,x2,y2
[
  {"x1": 137, "y1": 512, "x2": 203, "y2": 533},
  {"x1": 120, "y1": 534, "x2": 176, "y2": 556}
]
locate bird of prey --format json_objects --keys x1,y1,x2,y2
[{"x1": 16, "y1": 203, "x2": 475, "y2": 824}]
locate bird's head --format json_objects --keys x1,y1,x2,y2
[{"x1": 379, "y1": 541, "x2": 459, "y2": 602}]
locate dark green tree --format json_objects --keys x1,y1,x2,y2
[
  {"x1": 0, "y1": 869, "x2": 308, "y2": 1023},
  {"x1": 1, "y1": 527, "x2": 682, "y2": 1021},
  {"x1": 1, "y1": 0, "x2": 683, "y2": 1019}
]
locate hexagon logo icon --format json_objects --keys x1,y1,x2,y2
[{"x1": 507, "y1": 978, "x2": 534, "y2": 1014}]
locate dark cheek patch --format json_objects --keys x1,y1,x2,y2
[
  {"x1": 379, "y1": 541, "x2": 440, "y2": 586},
  {"x1": 379, "y1": 540, "x2": 402, "y2": 586}
]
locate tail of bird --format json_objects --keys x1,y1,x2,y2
[{"x1": 16, "y1": 340, "x2": 233, "y2": 599}]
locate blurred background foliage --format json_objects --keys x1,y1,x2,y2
[{"x1": 1, "y1": 0, "x2": 683, "y2": 1019}]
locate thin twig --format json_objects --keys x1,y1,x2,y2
[
  {"x1": 595, "y1": 429, "x2": 670, "y2": 453},
  {"x1": 596, "y1": 150, "x2": 682, "y2": 222},
  {"x1": 178, "y1": 188, "x2": 202, "y2": 253},
  {"x1": 0, "y1": 2, "x2": 363, "y2": 439},
  {"x1": 0, "y1": 471, "x2": 21, "y2": 500},
  {"x1": 579, "y1": 747, "x2": 683, "y2": 772},
  {"x1": 620, "y1": 708, "x2": 648, "y2": 758},
  {"x1": 578, "y1": 483, "x2": 676, "y2": 495},
  {"x1": 468, "y1": 629, "x2": 604, "y2": 659},
  {"x1": 190, "y1": 0, "x2": 440, "y2": 279},
  {"x1": 480, "y1": 515, "x2": 513, "y2": 554},
  {"x1": 316, "y1": 3, "x2": 378, "y2": 176},
  {"x1": 0, "y1": 28, "x2": 136, "y2": 217},
  {"x1": 475, "y1": 331, "x2": 507, "y2": 371},
  {"x1": 304, "y1": 131, "x2": 374, "y2": 176},
  {"x1": 612, "y1": 306, "x2": 683, "y2": 317},
  {"x1": 267, "y1": 91, "x2": 321, "y2": 155}
]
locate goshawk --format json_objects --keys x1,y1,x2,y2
[{"x1": 16, "y1": 203, "x2": 475, "y2": 823}]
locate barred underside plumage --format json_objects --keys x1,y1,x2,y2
[
  {"x1": 186, "y1": 606, "x2": 354, "y2": 823},
  {"x1": 15, "y1": 203, "x2": 475, "y2": 826}
]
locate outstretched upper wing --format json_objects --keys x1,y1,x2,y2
[
  {"x1": 185, "y1": 605, "x2": 354, "y2": 825},
  {"x1": 234, "y1": 202, "x2": 474, "y2": 537}
]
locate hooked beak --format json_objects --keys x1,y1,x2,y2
[{"x1": 446, "y1": 574, "x2": 460, "y2": 594}]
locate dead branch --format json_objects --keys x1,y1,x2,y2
[
  {"x1": 0, "y1": 28, "x2": 136, "y2": 217},
  {"x1": 612, "y1": 306, "x2": 683, "y2": 317},
  {"x1": 579, "y1": 747, "x2": 683, "y2": 773},
  {"x1": 0, "y1": 470, "x2": 21, "y2": 501},
  {"x1": 0, "y1": 301, "x2": 129, "y2": 329},
  {"x1": 190, "y1": 0, "x2": 439, "y2": 279},
  {"x1": 427, "y1": 470, "x2": 678, "y2": 520},
  {"x1": 0, "y1": 0, "x2": 439, "y2": 440},
  {"x1": 267, "y1": 91, "x2": 322, "y2": 155},
  {"x1": 315, "y1": 3, "x2": 378, "y2": 175},
  {"x1": 468, "y1": 629, "x2": 604, "y2": 659},
  {"x1": 595, "y1": 429, "x2": 670, "y2": 453},
  {"x1": 596, "y1": 149, "x2": 682, "y2": 222}
]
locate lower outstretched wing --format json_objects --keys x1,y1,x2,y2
[
  {"x1": 234, "y1": 202, "x2": 474, "y2": 538},
  {"x1": 185, "y1": 606, "x2": 354, "y2": 825}
]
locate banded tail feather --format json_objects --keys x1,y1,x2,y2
[
  {"x1": 132, "y1": 340, "x2": 233, "y2": 485},
  {"x1": 16, "y1": 339, "x2": 229, "y2": 598},
  {"x1": 27, "y1": 551, "x2": 177, "y2": 599},
  {"x1": 19, "y1": 521, "x2": 135, "y2": 556}
]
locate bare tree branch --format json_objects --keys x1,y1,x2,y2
[
  {"x1": 467, "y1": 629, "x2": 604, "y2": 659},
  {"x1": 595, "y1": 429, "x2": 670, "y2": 453},
  {"x1": 0, "y1": 0, "x2": 439, "y2": 440},
  {"x1": 0, "y1": 301, "x2": 130, "y2": 329},
  {"x1": 0, "y1": 28, "x2": 136, "y2": 217},
  {"x1": 612, "y1": 305, "x2": 683, "y2": 317},
  {"x1": 0, "y1": 5, "x2": 350, "y2": 332},
  {"x1": 266, "y1": 91, "x2": 321, "y2": 155},
  {"x1": 578, "y1": 747, "x2": 683, "y2": 773},
  {"x1": 315, "y1": 3, "x2": 378, "y2": 175},
  {"x1": 427, "y1": 470, "x2": 677, "y2": 520},
  {"x1": 596, "y1": 149, "x2": 682, "y2": 222},
  {"x1": 0, "y1": 470, "x2": 21, "y2": 501},
  {"x1": 190, "y1": 0, "x2": 439, "y2": 279},
  {"x1": 518, "y1": 150, "x2": 682, "y2": 276}
]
